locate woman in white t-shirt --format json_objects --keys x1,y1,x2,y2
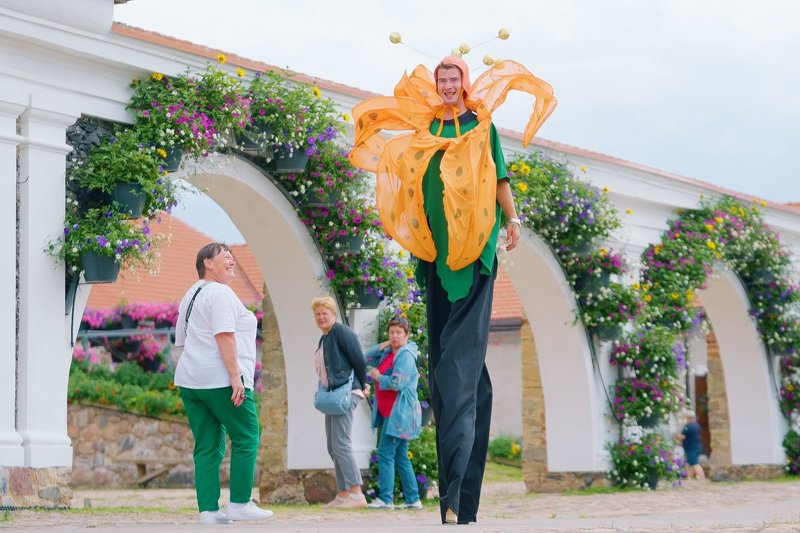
[{"x1": 174, "y1": 243, "x2": 272, "y2": 525}]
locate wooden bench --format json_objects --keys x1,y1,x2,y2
[{"x1": 115, "y1": 457, "x2": 193, "y2": 487}]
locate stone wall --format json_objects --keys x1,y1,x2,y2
[
  {"x1": 706, "y1": 330, "x2": 733, "y2": 476},
  {"x1": 0, "y1": 467, "x2": 72, "y2": 508},
  {"x1": 257, "y1": 285, "x2": 337, "y2": 504},
  {"x1": 68, "y1": 403, "x2": 201, "y2": 488},
  {"x1": 520, "y1": 320, "x2": 609, "y2": 491}
]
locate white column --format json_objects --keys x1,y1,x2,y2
[
  {"x1": 17, "y1": 106, "x2": 77, "y2": 467},
  {"x1": 0, "y1": 102, "x2": 25, "y2": 466}
]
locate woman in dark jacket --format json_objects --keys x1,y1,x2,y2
[{"x1": 311, "y1": 296, "x2": 370, "y2": 508}]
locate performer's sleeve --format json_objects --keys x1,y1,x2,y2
[{"x1": 489, "y1": 123, "x2": 508, "y2": 180}]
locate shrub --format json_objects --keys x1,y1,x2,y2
[
  {"x1": 488, "y1": 434, "x2": 522, "y2": 461},
  {"x1": 365, "y1": 426, "x2": 438, "y2": 502},
  {"x1": 783, "y1": 430, "x2": 800, "y2": 475}
]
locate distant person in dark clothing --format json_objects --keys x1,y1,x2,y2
[{"x1": 677, "y1": 410, "x2": 705, "y2": 480}]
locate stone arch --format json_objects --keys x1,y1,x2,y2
[
  {"x1": 697, "y1": 265, "x2": 786, "y2": 467},
  {"x1": 175, "y1": 155, "x2": 373, "y2": 473},
  {"x1": 506, "y1": 228, "x2": 610, "y2": 487}
]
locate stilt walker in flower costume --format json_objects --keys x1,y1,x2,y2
[{"x1": 349, "y1": 41, "x2": 557, "y2": 524}]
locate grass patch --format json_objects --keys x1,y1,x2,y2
[
  {"x1": 483, "y1": 461, "x2": 524, "y2": 483},
  {"x1": 561, "y1": 485, "x2": 624, "y2": 496}
]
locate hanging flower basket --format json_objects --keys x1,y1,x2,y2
[
  {"x1": 163, "y1": 146, "x2": 183, "y2": 173},
  {"x1": 272, "y1": 147, "x2": 309, "y2": 174},
  {"x1": 111, "y1": 183, "x2": 145, "y2": 218},
  {"x1": 80, "y1": 251, "x2": 120, "y2": 284}
]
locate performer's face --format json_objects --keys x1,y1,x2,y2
[{"x1": 437, "y1": 66, "x2": 463, "y2": 107}]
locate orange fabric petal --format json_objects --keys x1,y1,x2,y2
[
  {"x1": 375, "y1": 134, "x2": 445, "y2": 262},
  {"x1": 469, "y1": 60, "x2": 558, "y2": 147},
  {"x1": 349, "y1": 60, "x2": 557, "y2": 267}
]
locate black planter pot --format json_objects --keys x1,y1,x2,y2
[
  {"x1": 574, "y1": 271, "x2": 610, "y2": 293},
  {"x1": 305, "y1": 189, "x2": 337, "y2": 207},
  {"x1": 748, "y1": 269, "x2": 776, "y2": 286},
  {"x1": 353, "y1": 287, "x2": 381, "y2": 308},
  {"x1": 111, "y1": 182, "x2": 145, "y2": 218},
  {"x1": 637, "y1": 414, "x2": 659, "y2": 428},
  {"x1": 80, "y1": 252, "x2": 120, "y2": 284},
  {"x1": 155, "y1": 319, "x2": 173, "y2": 330},
  {"x1": 234, "y1": 124, "x2": 271, "y2": 155},
  {"x1": 120, "y1": 313, "x2": 136, "y2": 330},
  {"x1": 645, "y1": 469, "x2": 659, "y2": 490},
  {"x1": 330, "y1": 234, "x2": 364, "y2": 255},
  {"x1": 272, "y1": 147, "x2": 309, "y2": 174},
  {"x1": 163, "y1": 146, "x2": 183, "y2": 172},
  {"x1": 590, "y1": 322, "x2": 621, "y2": 341}
]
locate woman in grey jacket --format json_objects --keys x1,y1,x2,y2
[{"x1": 311, "y1": 296, "x2": 370, "y2": 508}]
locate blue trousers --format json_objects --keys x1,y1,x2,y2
[
  {"x1": 424, "y1": 261, "x2": 494, "y2": 524},
  {"x1": 376, "y1": 427, "x2": 420, "y2": 504}
]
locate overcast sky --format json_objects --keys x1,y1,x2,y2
[{"x1": 114, "y1": 0, "x2": 800, "y2": 242}]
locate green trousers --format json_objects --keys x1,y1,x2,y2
[{"x1": 179, "y1": 386, "x2": 260, "y2": 512}]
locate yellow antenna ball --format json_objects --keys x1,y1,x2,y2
[
  {"x1": 459, "y1": 42, "x2": 471, "y2": 54},
  {"x1": 482, "y1": 54, "x2": 496, "y2": 66},
  {"x1": 389, "y1": 32, "x2": 402, "y2": 44},
  {"x1": 451, "y1": 48, "x2": 462, "y2": 57},
  {"x1": 498, "y1": 27, "x2": 510, "y2": 40}
]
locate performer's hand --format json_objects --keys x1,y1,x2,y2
[{"x1": 506, "y1": 221, "x2": 521, "y2": 251}]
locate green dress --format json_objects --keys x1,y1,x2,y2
[{"x1": 414, "y1": 111, "x2": 508, "y2": 302}]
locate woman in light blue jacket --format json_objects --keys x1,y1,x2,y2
[{"x1": 365, "y1": 316, "x2": 423, "y2": 510}]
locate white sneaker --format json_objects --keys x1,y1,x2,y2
[
  {"x1": 227, "y1": 500, "x2": 274, "y2": 521},
  {"x1": 367, "y1": 499, "x2": 395, "y2": 510},
  {"x1": 199, "y1": 510, "x2": 231, "y2": 525},
  {"x1": 396, "y1": 500, "x2": 423, "y2": 510}
]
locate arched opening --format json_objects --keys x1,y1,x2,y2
[
  {"x1": 507, "y1": 229, "x2": 610, "y2": 488},
  {"x1": 178, "y1": 155, "x2": 374, "y2": 475},
  {"x1": 697, "y1": 265, "x2": 786, "y2": 467}
]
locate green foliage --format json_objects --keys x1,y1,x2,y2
[
  {"x1": 488, "y1": 434, "x2": 522, "y2": 460},
  {"x1": 508, "y1": 153, "x2": 620, "y2": 251},
  {"x1": 365, "y1": 426, "x2": 438, "y2": 502},
  {"x1": 609, "y1": 327, "x2": 683, "y2": 422},
  {"x1": 129, "y1": 65, "x2": 249, "y2": 157},
  {"x1": 52, "y1": 207, "x2": 154, "y2": 275},
  {"x1": 783, "y1": 430, "x2": 800, "y2": 475},
  {"x1": 68, "y1": 360, "x2": 185, "y2": 419},
  {"x1": 507, "y1": 152, "x2": 639, "y2": 334},
  {"x1": 245, "y1": 70, "x2": 341, "y2": 155}
]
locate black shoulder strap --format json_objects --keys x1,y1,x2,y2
[{"x1": 185, "y1": 282, "x2": 209, "y2": 330}]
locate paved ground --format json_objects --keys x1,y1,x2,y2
[{"x1": 3, "y1": 478, "x2": 800, "y2": 532}]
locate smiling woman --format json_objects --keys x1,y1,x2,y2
[{"x1": 173, "y1": 243, "x2": 273, "y2": 524}]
